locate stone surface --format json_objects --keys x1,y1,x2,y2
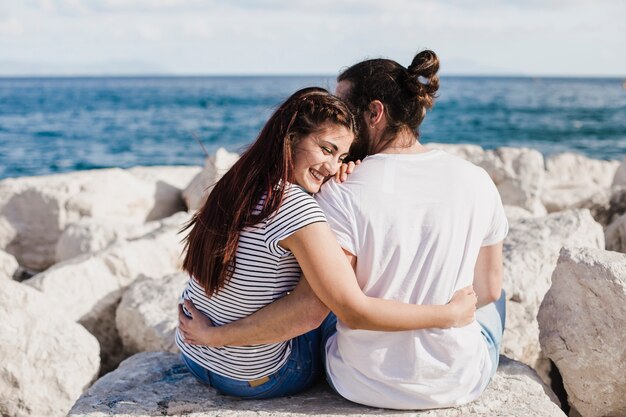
[
  {"x1": 504, "y1": 205, "x2": 535, "y2": 221},
  {"x1": 480, "y1": 147, "x2": 546, "y2": 215},
  {"x1": 24, "y1": 211, "x2": 190, "y2": 372},
  {"x1": 55, "y1": 218, "x2": 161, "y2": 263},
  {"x1": 183, "y1": 148, "x2": 240, "y2": 212},
  {"x1": 542, "y1": 153, "x2": 619, "y2": 212},
  {"x1": 605, "y1": 212, "x2": 626, "y2": 253},
  {"x1": 612, "y1": 155, "x2": 626, "y2": 187},
  {"x1": 0, "y1": 248, "x2": 18, "y2": 279},
  {"x1": 582, "y1": 186, "x2": 626, "y2": 228},
  {"x1": 538, "y1": 247, "x2": 626, "y2": 417},
  {"x1": 0, "y1": 280, "x2": 100, "y2": 417},
  {"x1": 127, "y1": 166, "x2": 202, "y2": 220},
  {"x1": 501, "y1": 209, "x2": 604, "y2": 367},
  {"x1": 0, "y1": 167, "x2": 193, "y2": 270},
  {"x1": 68, "y1": 352, "x2": 564, "y2": 417},
  {"x1": 116, "y1": 272, "x2": 188, "y2": 355}
]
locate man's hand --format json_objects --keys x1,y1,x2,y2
[
  {"x1": 334, "y1": 160, "x2": 361, "y2": 183},
  {"x1": 178, "y1": 298, "x2": 219, "y2": 346}
]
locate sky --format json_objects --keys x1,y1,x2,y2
[{"x1": 1, "y1": 0, "x2": 625, "y2": 77}]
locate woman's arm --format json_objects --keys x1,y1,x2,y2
[
  {"x1": 282, "y1": 222, "x2": 476, "y2": 331},
  {"x1": 178, "y1": 222, "x2": 477, "y2": 346}
]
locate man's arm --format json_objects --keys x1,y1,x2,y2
[
  {"x1": 178, "y1": 249, "x2": 356, "y2": 347},
  {"x1": 179, "y1": 275, "x2": 330, "y2": 347},
  {"x1": 473, "y1": 241, "x2": 504, "y2": 308}
]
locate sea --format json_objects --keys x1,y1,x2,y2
[{"x1": 0, "y1": 76, "x2": 625, "y2": 180}]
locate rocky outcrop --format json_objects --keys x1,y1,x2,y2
[
  {"x1": 55, "y1": 218, "x2": 162, "y2": 263},
  {"x1": 116, "y1": 272, "x2": 188, "y2": 355},
  {"x1": 538, "y1": 247, "x2": 626, "y2": 417},
  {"x1": 501, "y1": 209, "x2": 604, "y2": 367},
  {"x1": 68, "y1": 352, "x2": 564, "y2": 417},
  {"x1": 24, "y1": 211, "x2": 190, "y2": 372},
  {"x1": 0, "y1": 280, "x2": 100, "y2": 417},
  {"x1": 0, "y1": 167, "x2": 197, "y2": 271},
  {"x1": 183, "y1": 148, "x2": 240, "y2": 212},
  {"x1": 126, "y1": 166, "x2": 202, "y2": 219},
  {"x1": 0, "y1": 248, "x2": 18, "y2": 279},
  {"x1": 542, "y1": 153, "x2": 619, "y2": 212}
]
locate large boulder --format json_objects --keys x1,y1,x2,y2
[
  {"x1": 0, "y1": 167, "x2": 195, "y2": 271},
  {"x1": 542, "y1": 153, "x2": 619, "y2": 213},
  {"x1": 538, "y1": 247, "x2": 626, "y2": 417},
  {"x1": 55, "y1": 218, "x2": 162, "y2": 263},
  {"x1": 68, "y1": 352, "x2": 564, "y2": 417},
  {"x1": 126, "y1": 166, "x2": 202, "y2": 220},
  {"x1": 116, "y1": 272, "x2": 188, "y2": 355},
  {"x1": 183, "y1": 148, "x2": 239, "y2": 212},
  {"x1": 0, "y1": 249, "x2": 18, "y2": 279},
  {"x1": 0, "y1": 280, "x2": 100, "y2": 417},
  {"x1": 24, "y1": 211, "x2": 190, "y2": 372},
  {"x1": 479, "y1": 147, "x2": 546, "y2": 215},
  {"x1": 501, "y1": 209, "x2": 604, "y2": 367}
]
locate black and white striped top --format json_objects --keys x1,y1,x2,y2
[{"x1": 176, "y1": 184, "x2": 327, "y2": 381}]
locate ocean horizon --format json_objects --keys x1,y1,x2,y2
[{"x1": 1, "y1": 75, "x2": 625, "y2": 180}]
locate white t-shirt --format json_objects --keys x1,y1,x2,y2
[
  {"x1": 176, "y1": 184, "x2": 326, "y2": 380},
  {"x1": 315, "y1": 149, "x2": 508, "y2": 410}
]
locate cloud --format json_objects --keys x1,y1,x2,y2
[{"x1": 0, "y1": 17, "x2": 24, "y2": 36}]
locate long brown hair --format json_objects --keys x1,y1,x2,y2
[
  {"x1": 181, "y1": 87, "x2": 356, "y2": 296},
  {"x1": 338, "y1": 50, "x2": 440, "y2": 160}
]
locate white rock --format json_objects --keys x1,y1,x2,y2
[
  {"x1": 542, "y1": 153, "x2": 620, "y2": 212},
  {"x1": 504, "y1": 205, "x2": 535, "y2": 221},
  {"x1": 480, "y1": 147, "x2": 546, "y2": 215},
  {"x1": 501, "y1": 209, "x2": 604, "y2": 367},
  {"x1": 24, "y1": 211, "x2": 191, "y2": 372},
  {"x1": 0, "y1": 280, "x2": 100, "y2": 417},
  {"x1": 68, "y1": 352, "x2": 564, "y2": 417},
  {"x1": 116, "y1": 272, "x2": 188, "y2": 355},
  {"x1": 0, "y1": 168, "x2": 189, "y2": 270},
  {"x1": 183, "y1": 148, "x2": 240, "y2": 212},
  {"x1": 538, "y1": 247, "x2": 626, "y2": 417},
  {"x1": 0, "y1": 249, "x2": 18, "y2": 279},
  {"x1": 55, "y1": 218, "x2": 162, "y2": 263},
  {"x1": 605, "y1": 212, "x2": 626, "y2": 254},
  {"x1": 127, "y1": 165, "x2": 202, "y2": 220},
  {"x1": 611, "y1": 155, "x2": 626, "y2": 186}
]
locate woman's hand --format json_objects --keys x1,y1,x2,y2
[
  {"x1": 334, "y1": 160, "x2": 361, "y2": 183},
  {"x1": 445, "y1": 285, "x2": 477, "y2": 328},
  {"x1": 178, "y1": 298, "x2": 220, "y2": 346}
]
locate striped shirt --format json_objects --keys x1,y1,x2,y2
[{"x1": 176, "y1": 184, "x2": 326, "y2": 380}]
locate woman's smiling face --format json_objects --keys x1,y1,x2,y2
[{"x1": 292, "y1": 122, "x2": 354, "y2": 194}]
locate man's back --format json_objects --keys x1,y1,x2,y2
[{"x1": 316, "y1": 149, "x2": 508, "y2": 409}]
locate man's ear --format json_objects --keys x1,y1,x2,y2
[{"x1": 368, "y1": 100, "x2": 385, "y2": 127}]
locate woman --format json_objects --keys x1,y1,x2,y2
[{"x1": 176, "y1": 86, "x2": 477, "y2": 400}]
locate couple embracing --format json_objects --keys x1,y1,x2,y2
[{"x1": 176, "y1": 49, "x2": 508, "y2": 410}]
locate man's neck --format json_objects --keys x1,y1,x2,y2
[{"x1": 379, "y1": 130, "x2": 427, "y2": 155}]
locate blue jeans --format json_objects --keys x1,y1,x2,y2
[
  {"x1": 181, "y1": 326, "x2": 323, "y2": 399},
  {"x1": 320, "y1": 290, "x2": 507, "y2": 383},
  {"x1": 475, "y1": 289, "x2": 507, "y2": 378}
]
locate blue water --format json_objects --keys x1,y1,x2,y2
[{"x1": 1, "y1": 76, "x2": 625, "y2": 179}]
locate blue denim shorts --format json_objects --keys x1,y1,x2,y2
[{"x1": 181, "y1": 326, "x2": 323, "y2": 399}]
